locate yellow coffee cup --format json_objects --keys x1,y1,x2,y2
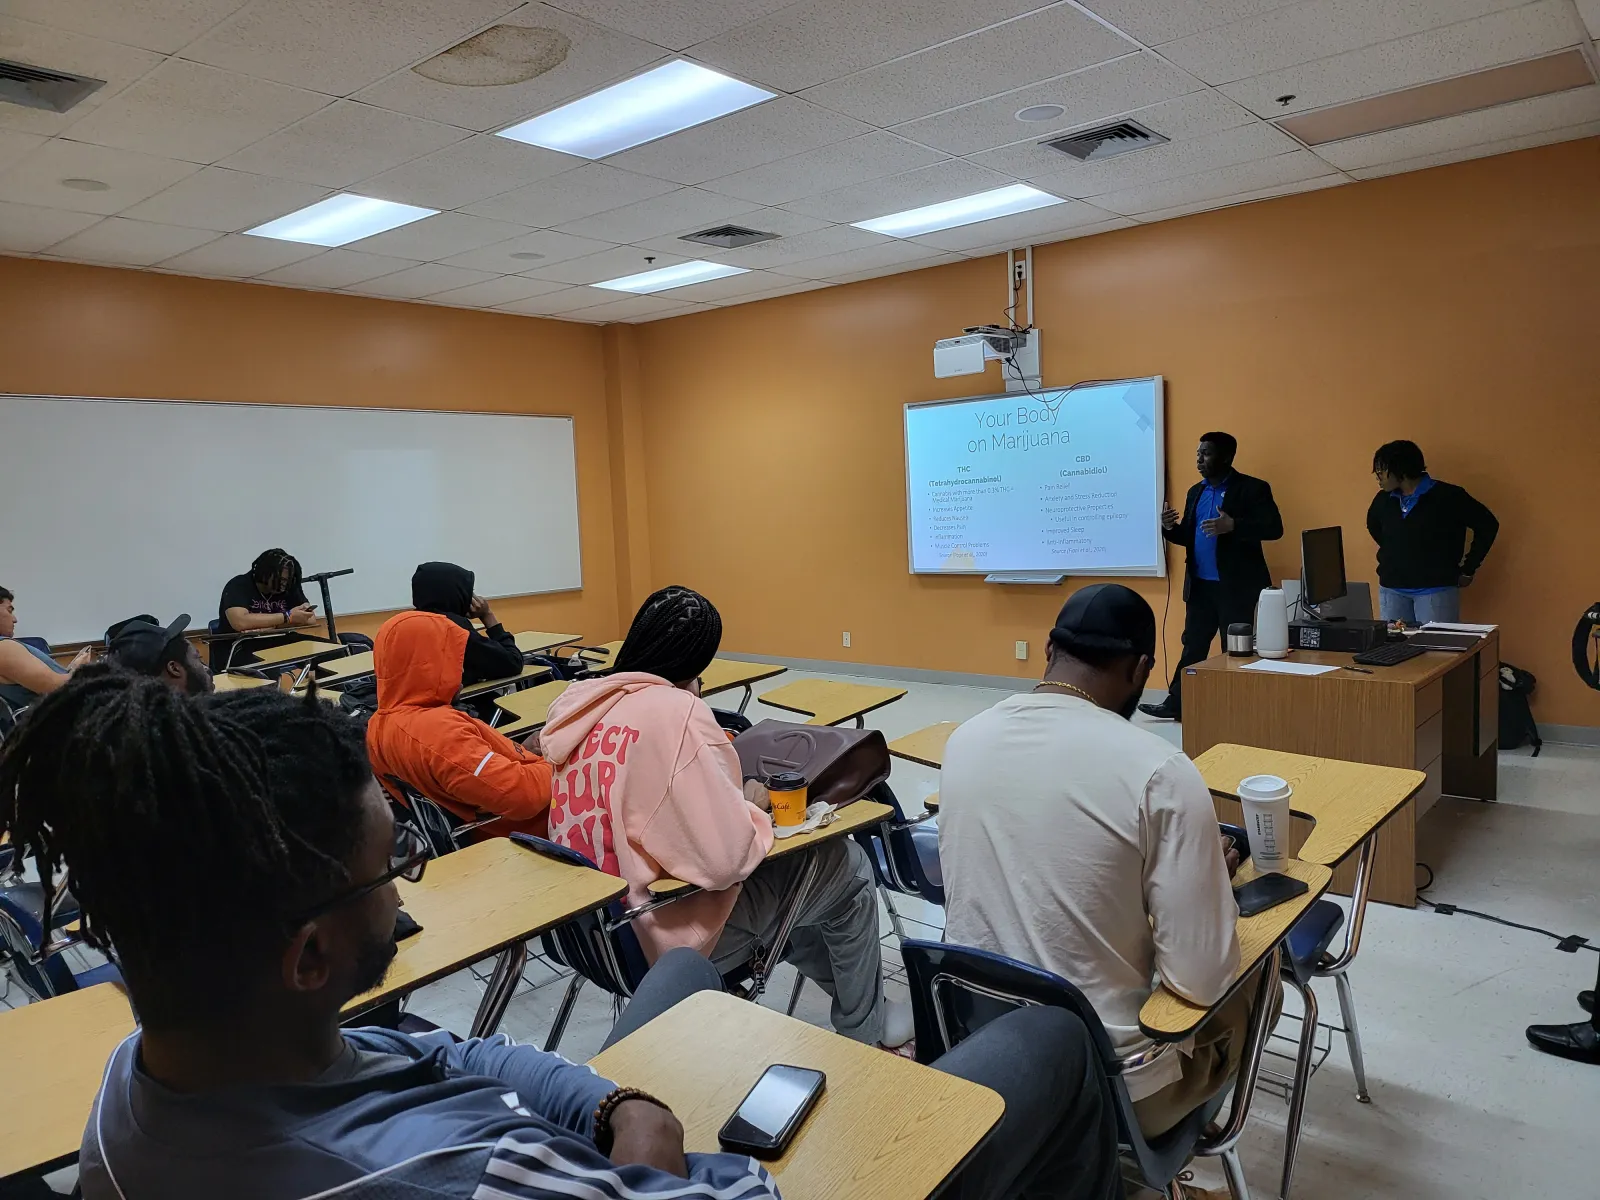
[{"x1": 767, "y1": 771, "x2": 809, "y2": 828}]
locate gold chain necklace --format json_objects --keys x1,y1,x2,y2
[{"x1": 1034, "y1": 680, "x2": 1098, "y2": 705}]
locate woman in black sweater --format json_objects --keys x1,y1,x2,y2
[{"x1": 1366, "y1": 440, "x2": 1498, "y2": 625}]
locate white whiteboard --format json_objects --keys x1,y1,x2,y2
[
  {"x1": 905, "y1": 378, "x2": 1165, "y2": 576},
  {"x1": 0, "y1": 394, "x2": 582, "y2": 644}
]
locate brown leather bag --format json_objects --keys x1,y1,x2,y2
[{"x1": 733, "y1": 720, "x2": 890, "y2": 809}]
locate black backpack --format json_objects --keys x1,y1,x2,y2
[{"x1": 1497, "y1": 663, "x2": 1541, "y2": 755}]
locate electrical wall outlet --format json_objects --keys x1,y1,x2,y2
[
  {"x1": 842, "y1": 631, "x2": 851, "y2": 648},
  {"x1": 1015, "y1": 640, "x2": 1029, "y2": 661}
]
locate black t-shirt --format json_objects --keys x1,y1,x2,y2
[{"x1": 213, "y1": 574, "x2": 310, "y2": 669}]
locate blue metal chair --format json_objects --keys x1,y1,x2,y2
[
  {"x1": 852, "y1": 781, "x2": 943, "y2": 933},
  {"x1": 902, "y1": 938, "x2": 1278, "y2": 1200},
  {"x1": 15, "y1": 636, "x2": 51, "y2": 655},
  {"x1": 0, "y1": 881, "x2": 121, "y2": 1001}
]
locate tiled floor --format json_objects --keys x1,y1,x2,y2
[{"x1": 406, "y1": 664, "x2": 1600, "y2": 1200}]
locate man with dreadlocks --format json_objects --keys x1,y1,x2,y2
[
  {"x1": 211, "y1": 547, "x2": 319, "y2": 671},
  {"x1": 542, "y1": 586, "x2": 905, "y2": 1048},
  {"x1": 0, "y1": 667, "x2": 796, "y2": 1199}
]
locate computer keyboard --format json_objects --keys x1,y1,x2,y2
[{"x1": 1351, "y1": 640, "x2": 1428, "y2": 667}]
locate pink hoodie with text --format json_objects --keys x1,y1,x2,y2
[{"x1": 540, "y1": 672, "x2": 774, "y2": 963}]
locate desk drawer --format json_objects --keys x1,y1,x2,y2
[
  {"x1": 1416, "y1": 756, "x2": 1443, "y2": 818},
  {"x1": 1414, "y1": 711, "x2": 1442, "y2": 767},
  {"x1": 1415, "y1": 679, "x2": 1443, "y2": 726}
]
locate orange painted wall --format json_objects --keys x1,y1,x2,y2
[
  {"x1": 632, "y1": 138, "x2": 1600, "y2": 726},
  {"x1": 0, "y1": 256, "x2": 625, "y2": 643}
]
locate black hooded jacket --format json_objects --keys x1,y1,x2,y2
[{"x1": 410, "y1": 562, "x2": 523, "y2": 686}]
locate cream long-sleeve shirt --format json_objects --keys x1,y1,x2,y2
[{"x1": 939, "y1": 690, "x2": 1241, "y2": 1100}]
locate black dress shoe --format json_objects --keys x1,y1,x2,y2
[
  {"x1": 1526, "y1": 1019, "x2": 1600, "y2": 1064},
  {"x1": 1137, "y1": 701, "x2": 1181, "y2": 721},
  {"x1": 1580, "y1": 990, "x2": 1595, "y2": 1014}
]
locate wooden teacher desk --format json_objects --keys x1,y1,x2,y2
[{"x1": 1181, "y1": 631, "x2": 1497, "y2": 907}]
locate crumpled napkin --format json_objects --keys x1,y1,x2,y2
[{"x1": 772, "y1": 801, "x2": 838, "y2": 839}]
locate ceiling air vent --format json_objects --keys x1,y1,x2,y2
[
  {"x1": 0, "y1": 58, "x2": 105, "y2": 113},
  {"x1": 1045, "y1": 120, "x2": 1167, "y2": 163},
  {"x1": 679, "y1": 224, "x2": 779, "y2": 249}
]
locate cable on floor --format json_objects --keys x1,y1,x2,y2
[{"x1": 1415, "y1": 859, "x2": 1595, "y2": 955}]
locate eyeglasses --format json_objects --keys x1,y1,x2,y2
[{"x1": 291, "y1": 820, "x2": 430, "y2": 925}]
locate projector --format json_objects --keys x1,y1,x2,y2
[{"x1": 933, "y1": 326, "x2": 1041, "y2": 390}]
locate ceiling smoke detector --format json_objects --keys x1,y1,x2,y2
[
  {"x1": 413, "y1": 25, "x2": 571, "y2": 87},
  {"x1": 1015, "y1": 104, "x2": 1066, "y2": 123},
  {"x1": 1044, "y1": 120, "x2": 1168, "y2": 163}
]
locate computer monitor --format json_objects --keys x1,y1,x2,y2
[{"x1": 1301, "y1": 526, "x2": 1348, "y2": 607}]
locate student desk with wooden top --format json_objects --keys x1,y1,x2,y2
[
  {"x1": 1181, "y1": 631, "x2": 1496, "y2": 906},
  {"x1": 456, "y1": 662, "x2": 551, "y2": 703},
  {"x1": 699, "y1": 658, "x2": 786, "y2": 712},
  {"x1": 590, "y1": 991, "x2": 1004, "y2": 1200},
  {"x1": 758, "y1": 679, "x2": 907, "y2": 727},
  {"x1": 493, "y1": 679, "x2": 572, "y2": 737},
  {"x1": 0, "y1": 838, "x2": 624, "y2": 1184},
  {"x1": 211, "y1": 671, "x2": 273, "y2": 692},
  {"x1": 513, "y1": 630, "x2": 583, "y2": 656},
  {"x1": 315, "y1": 648, "x2": 375, "y2": 684}
]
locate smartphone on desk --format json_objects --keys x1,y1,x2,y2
[
  {"x1": 1234, "y1": 872, "x2": 1308, "y2": 917},
  {"x1": 718, "y1": 1064, "x2": 826, "y2": 1159}
]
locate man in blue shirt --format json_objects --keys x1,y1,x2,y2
[{"x1": 1142, "y1": 433, "x2": 1283, "y2": 721}]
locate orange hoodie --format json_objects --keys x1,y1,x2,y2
[
  {"x1": 540, "y1": 672, "x2": 774, "y2": 964},
  {"x1": 366, "y1": 610, "x2": 552, "y2": 837}
]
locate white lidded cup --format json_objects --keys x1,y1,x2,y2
[{"x1": 1238, "y1": 774, "x2": 1293, "y2": 873}]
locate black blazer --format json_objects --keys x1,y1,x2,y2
[{"x1": 1162, "y1": 471, "x2": 1284, "y2": 605}]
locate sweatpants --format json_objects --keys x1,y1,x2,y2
[
  {"x1": 608, "y1": 948, "x2": 1120, "y2": 1200},
  {"x1": 712, "y1": 836, "x2": 886, "y2": 1045}
]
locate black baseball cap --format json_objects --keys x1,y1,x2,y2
[
  {"x1": 106, "y1": 614, "x2": 190, "y2": 676},
  {"x1": 1049, "y1": 584, "x2": 1156, "y2": 659}
]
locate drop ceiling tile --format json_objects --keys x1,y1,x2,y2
[
  {"x1": 355, "y1": 3, "x2": 665, "y2": 132},
  {"x1": 564, "y1": 293, "x2": 712, "y2": 321},
  {"x1": 654, "y1": 267, "x2": 810, "y2": 303},
  {"x1": 1092, "y1": 149, "x2": 1339, "y2": 214},
  {"x1": 0, "y1": 130, "x2": 46, "y2": 173},
  {"x1": 0, "y1": 16, "x2": 165, "y2": 136},
  {"x1": 40, "y1": 215, "x2": 219, "y2": 265},
  {"x1": 255, "y1": 248, "x2": 423, "y2": 288},
  {"x1": 1346, "y1": 117, "x2": 1600, "y2": 178},
  {"x1": 691, "y1": 0, "x2": 1058, "y2": 93},
  {"x1": 606, "y1": 97, "x2": 870, "y2": 187},
  {"x1": 823, "y1": 249, "x2": 967, "y2": 284},
  {"x1": 1161, "y1": 0, "x2": 1520, "y2": 87},
  {"x1": 1075, "y1": 0, "x2": 1300, "y2": 44},
  {"x1": 1132, "y1": 171, "x2": 1345, "y2": 222},
  {"x1": 779, "y1": 239, "x2": 957, "y2": 279},
  {"x1": 347, "y1": 212, "x2": 530, "y2": 260},
  {"x1": 699, "y1": 131, "x2": 946, "y2": 206},
  {"x1": 715, "y1": 277, "x2": 832, "y2": 305},
  {"x1": 343, "y1": 263, "x2": 501, "y2": 299},
  {"x1": 892, "y1": 52, "x2": 1201, "y2": 157},
  {"x1": 219, "y1": 101, "x2": 468, "y2": 188},
  {"x1": 459, "y1": 163, "x2": 678, "y2": 225},
  {"x1": 158, "y1": 231, "x2": 324, "y2": 276},
  {"x1": 4, "y1": 1, "x2": 252, "y2": 54},
  {"x1": 437, "y1": 228, "x2": 617, "y2": 272},
  {"x1": 522, "y1": 243, "x2": 692, "y2": 284},
  {"x1": 120, "y1": 166, "x2": 331, "y2": 232},
  {"x1": 553, "y1": 187, "x2": 761, "y2": 242},
  {"x1": 799, "y1": 6, "x2": 1136, "y2": 127},
  {"x1": 953, "y1": 214, "x2": 1136, "y2": 257},
  {"x1": 1221, "y1": 0, "x2": 1588, "y2": 118},
  {"x1": 712, "y1": 222, "x2": 888, "y2": 269},
  {"x1": 545, "y1": 0, "x2": 796, "y2": 50},
  {"x1": 425, "y1": 274, "x2": 572, "y2": 308},
  {"x1": 63, "y1": 60, "x2": 332, "y2": 164},
  {"x1": 909, "y1": 197, "x2": 1123, "y2": 251},
  {"x1": 357, "y1": 134, "x2": 580, "y2": 210},
  {"x1": 783, "y1": 158, "x2": 1015, "y2": 224},
  {"x1": 495, "y1": 286, "x2": 613, "y2": 314},
  {"x1": 630, "y1": 206, "x2": 831, "y2": 256},
  {"x1": 968, "y1": 90, "x2": 1261, "y2": 179},
  {"x1": 1312, "y1": 83, "x2": 1600, "y2": 169},
  {"x1": 0, "y1": 201, "x2": 102, "y2": 252},
  {"x1": 0, "y1": 139, "x2": 200, "y2": 214},
  {"x1": 1581, "y1": 0, "x2": 1600, "y2": 39},
  {"x1": 1028, "y1": 120, "x2": 1303, "y2": 199},
  {"x1": 180, "y1": 0, "x2": 522, "y2": 96}
]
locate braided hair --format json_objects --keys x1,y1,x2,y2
[
  {"x1": 0, "y1": 666, "x2": 373, "y2": 1030},
  {"x1": 251, "y1": 547, "x2": 302, "y2": 597},
  {"x1": 612, "y1": 586, "x2": 723, "y2": 685}
]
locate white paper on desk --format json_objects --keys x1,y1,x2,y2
[
  {"x1": 1418, "y1": 621, "x2": 1496, "y2": 635},
  {"x1": 1238, "y1": 659, "x2": 1339, "y2": 676},
  {"x1": 772, "y1": 801, "x2": 838, "y2": 839}
]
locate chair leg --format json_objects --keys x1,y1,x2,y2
[
  {"x1": 470, "y1": 941, "x2": 529, "y2": 1039},
  {"x1": 542, "y1": 973, "x2": 585, "y2": 1053},
  {"x1": 1333, "y1": 969, "x2": 1371, "y2": 1103},
  {"x1": 786, "y1": 970, "x2": 806, "y2": 1016},
  {"x1": 1220, "y1": 1147, "x2": 1251, "y2": 1200},
  {"x1": 880, "y1": 884, "x2": 907, "y2": 943},
  {"x1": 1280, "y1": 975, "x2": 1319, "y2": 1200}
]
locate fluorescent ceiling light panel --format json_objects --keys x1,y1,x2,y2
[
  {"x1": 853, "y1": 184, "x2": 1066, "y2": 238},
  {"x1": 595, "y1": 260, "x2": 747, "y2": 294},
  {"x1": 246, "y1": 193, "x2": 437, "y2": 247},
  {"x1": 497, "y1": 60, "x2": 775, "y2": 158}
]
